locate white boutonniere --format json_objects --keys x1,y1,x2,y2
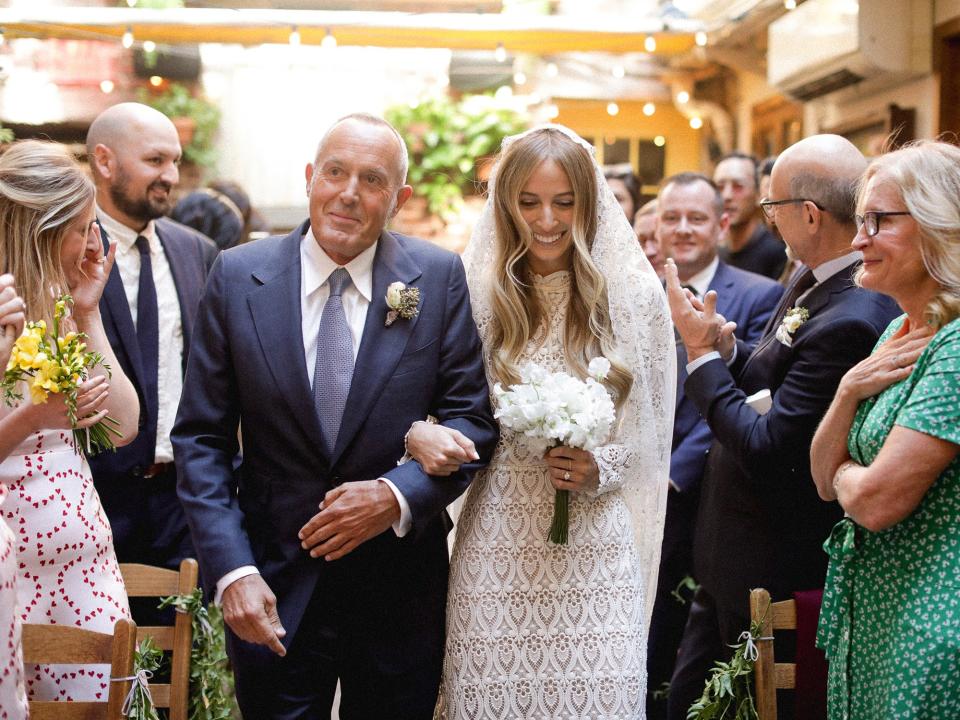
[
  {"x1": 775, "y1": 307, "x2": 809, "y2": 347},
  {"x1": 385, "y1": 281, "x2": 421, "y2": 326}
]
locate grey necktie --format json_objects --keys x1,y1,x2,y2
[{"x1": 313, "y1": 268, "x2": 354, "y2": 455}]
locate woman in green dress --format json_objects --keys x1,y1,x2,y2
[{"x1": 811, "y1": 140, "x2": 960, "y2": 719}]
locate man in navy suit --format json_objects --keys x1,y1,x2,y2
[
  {"x1": 85, "y1": 104, "x2": 217, "y2": 614},
  {"x1": 172, "y1": 114, "x2": 498, "y2": 719},
  {"x1": 664, "y1": 136, "x2": 901, "y2": 720},
  {"x1": 646, "y1": 174, "x2": 783, "y2": 719}
]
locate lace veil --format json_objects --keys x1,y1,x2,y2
[{"x1": 462, "y1": 123, "x2": 676, "y2": 628}]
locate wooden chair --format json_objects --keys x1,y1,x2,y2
[
  {"x1": 22, "y1": 617, "x2": 137, "y2": 720},
  {"x1": 120, "y1": 558, "x2": 199, "y2": 720},
  {"x1": 750, "y1": 587, "x2": 797, "y2": 720}
]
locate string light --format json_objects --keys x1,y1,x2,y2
[
  {"x1": 321, "y1": 28, "x2": 337, "y2": 49},
  {"x1": 689, "y1": 116, "x2": 703, "y2": 129},
  {"x1": 0, "y1": 29, "x2": 5, "y2": 48},
  {"x1": 122, "y1": 26, "x2": 133, "y2": 49},
  {"x1": 100, "y1": 80, "x2": 115, "y2": 94},
  {"x1": 495, "y1": 85, "x2": 513, "y2": 100},
  {"x1": 545, "y1": 104, "x2": 560, "y2": 120},
  {"x1": 784, "y1": 0, "x2": 797, "y2": 8},
  {"x1": 654, "y1": 135, "x2": 666, "y2": 147},
  {"x1": 643, "y1": 102, "x2": 656, "y2": 116},
  {"x1": 288, "y1": 26, "x2": 301, "y2": 46},
  {"x1": 695, "y1": 31, "x2": 707, "y2": 46},
  {"x1": 607, "y1": 102, "x2": 619, "y2": 116},
  {"x1": 513, "y1": 71, "x2": 527, "y2": 85},
  {"x1": 612, "y1": 65, "x2": 625, "y2": 79},
  {"x1": 149, "y1": 75, "x2": 163, "y2": 87},
  {"x1": 644, "y1": 35, "x2": 656, "y2": 53},
  {"x1": 676, "y1": 90, "x2": 690, "y2": 104},
  {"x1": 546, "y1": 62, "x2": 559, "y2": 77},
  {"x1": 142, "y1": 40, "x2": 156, "y2": 53},
  {"x1": 495, "y1": 43, "x2": 507, "y2": 63}
]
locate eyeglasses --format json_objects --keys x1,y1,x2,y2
[
  {"x1": 854, "y1": 211, "x2": 912, "y2": 237},
  {"x1": 759, "y1": 197, "x2": 824, "y2": 220}
]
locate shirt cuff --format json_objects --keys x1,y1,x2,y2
[
  {"x1": 379, "y1": 477, "x2": 412, "y2": 537},
  {"x1": 687, "y1": 351, "x2": 721, "y2": 375},
  {"x1": 215, "y1": 566, "x2": 260, "y2": 605}
]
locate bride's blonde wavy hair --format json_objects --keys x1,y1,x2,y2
[
  {"x1": 855, "y1": 140, "x2": 960, "y2": 329},
  {"x1": 487, "y1": 127, "x2": 633, "y2": 406}
]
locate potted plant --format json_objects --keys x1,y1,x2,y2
[{"x1": 138, "y1": 82, "x2": 220, "y2": 168}]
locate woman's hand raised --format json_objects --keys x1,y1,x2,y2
[{"x1": 70, "y1": 224, "x2": 116, "y2": 321}]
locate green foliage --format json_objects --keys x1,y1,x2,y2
[
  {"x1": 686, "y1": 616, "x2": 764, "y2": 720},
  {"x1": 139, "y1": 83, "x2": 221, "y2": 168},
  {"x1": 0, "y1": 125, "x2": 13, "y2": 144},
  {"x1": 385, "y1": 94, "x2": 527, "y2": 222},
  {"x1": 159, "y1": 589, "x2": 237, "y2": 720},
  {"x1": 129, "y1": 637, "x2": 163, "y2": 720},
  {"x1": 652, "y1": 681, "x2": 671, "y2": 701},
  {"x1": 672, "y1": 574, "x2": 701, "y2": 605}
]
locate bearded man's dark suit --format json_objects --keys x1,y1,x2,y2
[
  {"x1": 172, "y1": 222, "x2": 497, "y2": 719},
  {"x1": 666, "y1": 262, "x2": 900, "y2": 720},
  {"x1": 647, "y1": 261, "x2": 782, "y2": 717},
  {"x1": 89, "y1": 217, "x2": 217, "y2": 575}
]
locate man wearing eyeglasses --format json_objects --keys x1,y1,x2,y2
[
  {"x1": 714, "y1": 152, "x2": 788, "y2": 281},
  {"x1": 664, "y1": 135, "x2": 900, "y2": 720}
]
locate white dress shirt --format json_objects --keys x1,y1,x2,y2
[
  {"x1": 96, "y1": 206, "x2": 183, "y2": 464},
  {"x1": 216, "y1": 229, "x2": 412, "y2": 603}
]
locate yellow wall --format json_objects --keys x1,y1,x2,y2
[{"x1": 553, "y1": 99, "x2": 703, "y2": 179}]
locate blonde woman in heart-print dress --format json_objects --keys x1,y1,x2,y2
[{"x1": 0, "y1": 141, "x2": 140, "y2": 702}]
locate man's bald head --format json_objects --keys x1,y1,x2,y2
[
  {"x1": 86, "y1": 102, "x2": 183, "y2": 231},
  {"x1": 774, "y1": 134, "x2": 866, "y2": 225}
]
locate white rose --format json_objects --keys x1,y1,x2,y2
[
  {"x1": 588, "y1": 356, "x2": 611, "y2": 381},
  {"x1": 783, "y1": 314, "x2": 804, "y2": 333},
  {"x1": 385, "y1": 281, "x2": 405, "y2": 308}
]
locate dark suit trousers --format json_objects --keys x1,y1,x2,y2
[
  {"x1": 647, "y1": 485, "x2": 699, "y2": 720},
  {"x1": 228, "y1": 579, "x2": 443, "y2": 720}
]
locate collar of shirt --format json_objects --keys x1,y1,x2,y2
[
  {"x1": 95, "y1": 204, "x2": 159, "y2": 253},
  {"x1": 300, "y1": 227, "x2": 376, "y2": 302},
  {"x1": 811, "y1": 250, "x2": 862, "y2": 284},
  {"x1": 684, "y1": 255, "x2": 720, "y2": 298}
]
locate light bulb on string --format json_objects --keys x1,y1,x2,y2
[
  {"x1": 289, "y1": 26, "x2": 301, "y2": 46},
  {"x1": 143, "y1": 40, "x2": 156, "y2": 53},
  {"x1": 149, "y1": 75, "x2": 163, "y2": 87},
  {"x1": 513, "y1": 71, "x2": 526, "y2": 85},
  {"x1": 495, "y1": 43, "x2": 507, "y2": 63},
  {"x1": 122, "y1": 26, "x2": 133, "y2": 49},
  {"x1": 654, "y1": 135, "x2": 666, "y2": 147},
  {"x1": 607, "y1": 102, "x2": 619, "y2": 116},
  {"x1": 690, "y1": 116, "x2": 703, "y2": 129},
  {"x1": 644, "y1": 35, "x2": 656, "y2": 53},
  {"x1": 676, "y1": 90, "x2": 690, "y2": 104},
  {"x1": 784, "y1": 0, "x2": 797, "y2": 8},
  {"x1": 612, "y1": 65, "x2": 625, "y2": 79},
  {"x1": 643, "y1": 102, "x2": 655, "y2": 116},
  {"x1": 321, "y1": 28, "x2": 337, "y2": 49},
  {"x1": 100, "y1": 80, "x2": 114, "y2": 94},
  {"x1": 695, "y1": 31, "x2": 707, "y2": 47},
  {"x1": 546, "y1": 62, "x2": 559, "y2": 77}
]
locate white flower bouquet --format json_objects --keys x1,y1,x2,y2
[{"x1": 493, "y1": 357, "x2": 616, "y2": 544}]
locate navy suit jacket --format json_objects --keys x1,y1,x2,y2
[
  {"x1": 686, "y1": 263, "x2": 900, "y2": 613},
  {"x1": 90, "y1": 217, "x2": 217, "y2": 486},
  {"x1": 670, "y1": 262, "x2": 783, "y2": 493},
  {"x1": 172, "y1": 222, "x2": 497, "y2": 659}
]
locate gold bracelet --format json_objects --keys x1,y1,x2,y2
[{"x1": 832, "y1": 460, "x2": 858, "y2": 496}]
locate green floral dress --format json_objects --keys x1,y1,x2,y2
[{"x1": 817, "y1": 316, "x2": 960, "y2": 720}]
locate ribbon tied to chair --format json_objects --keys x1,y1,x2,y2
[{"x1": 114, "y1": 667, "x2": 155, "y2": 715}]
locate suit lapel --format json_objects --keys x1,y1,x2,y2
[
  {"x1": 157, "y1": 224, "x2": 197, "y2": 352},
  {"x1": 331, "y1": 231, "x2": 422, "y2": 464},
  {"x1": 98, "y1": 224, "x2": 149, "y2": 393},
  {"x1": 247, "y1": 223, "x2": 324, "y2": 445}
]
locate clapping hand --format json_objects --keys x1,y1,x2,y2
[
  {"x1": 664, "y1": 258, "x2": 737, "y2": 362},
  {"x1": 70, "y1": 224, "x2": 116, "y2": 320},
  {"x1": 839, "y1": 320, "x2": 933, "y2": 402},
  {"x1": 0, "y1": 274, "x2": 26, "y2": 370},
  {"x1": 405, "y1": 421, "x2": 478, "y2": 476}
]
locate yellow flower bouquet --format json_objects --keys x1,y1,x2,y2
[{"x1": 3, "y1": 295, "x2": 121, "y2": 455}]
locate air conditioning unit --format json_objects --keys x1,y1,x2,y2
[{"x1": 767, "y1": 0, "x2": 928, "y2": 101}]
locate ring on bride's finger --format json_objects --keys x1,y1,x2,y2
[{"x1": 563, "y1": 471, "x2": 571, "y2": 481}]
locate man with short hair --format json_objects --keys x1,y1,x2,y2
[
  {"x1": 664, "y1": 137, "x2": 900, "y2": 720},
  {"x1": 634, "y1": 199, "x2": 664, "y2": 277},
  {"x1": 645, "y1": 173, "x2": 782, "y2": 719},
  {"x1": 714, "y1": 152, "x2": 787, "y2": 279},
  {"x1": 173, "y1": 113, "x2": 497, "y2": 718},
  {"x1": 85, "y1": 103, "x2": 217, "y2": 620}
]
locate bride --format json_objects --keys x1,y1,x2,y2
[{"x1": 406, "y1": 125, "x2": 675, "y2": 719}]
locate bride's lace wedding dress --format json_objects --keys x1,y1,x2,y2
[{"x1": 441, "y1": 271, "x2": 648, "y2": 719}]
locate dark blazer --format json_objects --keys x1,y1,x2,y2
[
  {"x1": 686, "y1": 263, "x2": 900, "y2": 615},
  {"x1": 89, "y1": 217, "x2": 217, "y2": 496},
  {"x1": 172, "y1": 222, "x2": 497, "y2": 667},
  {"x1": 671, "y1": 262, "x2": 784, "y2": 492}
]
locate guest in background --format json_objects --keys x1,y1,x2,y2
[
  {"x1": 604, "y1": 163, "x2": 641, "y2": 220},
  {"x1": 171, "y1": 187, "x2": 245, "y2": 250},
  {"x1": 646, "y1": 173, "x2": 782, "y2": 720},
  {"x1": 812, "y1": 140, "x2": 960, "y2": 720},
  {"x1": 209, "y1": 178, "x2": 270, "y2": 244},
  {"x1": 714, "y1": 152, "x2": 787, "y2": 280},
  {"x1": 0, "y1": 272, "x2": 27, "y2": 720},
  {"x1": 0, "y1": 140, "x2": 138, "y2": 702},
  {"x1": 85, "y1": 103, "x2": 217, "y2": 623},
  {"x1": 665, "y1": 135, "x2": 900, "y2": 720},
  {"x1": 635, "y1": 198, "x2": 665, "y2": 277}
]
